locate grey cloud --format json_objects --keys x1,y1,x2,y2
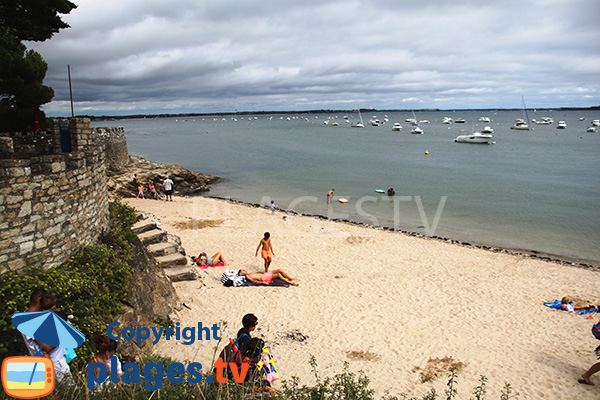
[{"x1": 24, "y1": 0, "x2": 600, "y2": 115}]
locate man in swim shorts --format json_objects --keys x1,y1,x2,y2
[
  {"x1": 239, "y1": 269, "x2": 298, "y2": 286},
  {"x1": 256, "y1": 232, "x2": 274, "y2": 272},
  {"x1": 327, "y1": 188, "x2": 334, "y2": 204}
]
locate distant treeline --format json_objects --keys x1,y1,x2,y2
[{"x1": 80, "y1": 106, "x2": 600, "y2": 121}]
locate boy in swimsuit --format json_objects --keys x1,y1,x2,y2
[
  {"x1": 239, "y1": 269, "x2": 298, "y2": 286},
  {"x1": 256, "y1": 232, "x2": 274, "y2": 272}
]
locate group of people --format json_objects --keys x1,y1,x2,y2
[
  {"x1": 192, "y1": 232, "x2": 298, "y2": 286},
  {"x1": 21, "y1": 289, "x2": 73, "y2": 383},
  {"x1": 132, "y1": 173, "x2": 174, "y2": 201}
]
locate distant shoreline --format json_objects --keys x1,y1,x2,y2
[{"x1": 75, "y1": 105, "x2": 600, "y2": 121}]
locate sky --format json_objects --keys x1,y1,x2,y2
[{"x1": 26, "y1": 0, "x2": 600, "y2": 116}]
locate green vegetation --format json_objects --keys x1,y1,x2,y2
[
  {"x1": 0, "y1": 0, "x2": 77, "y2": 131},
  {"x1": 0, "y1": 200, "x2": 135, "y2": 369}
]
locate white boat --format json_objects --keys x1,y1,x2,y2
[
  {"x1": 391, "y1": 123, "x2": 403, "y2": 131},
  {"x1": 455, "y1": 131, "x2": 494, "y2": 144},
  {"x1": 442, "y1": 117, "x2": 452, "y2": 124},
  {"x1": 455, "y1": 118, "x2": 466, "y2": 123},
  {"x1": 557, "y1": 121, "x2": 567, "y2": 129},
  {"x1": 592, "y1": 120, "x2": 600, "y2": 126},
  {"x1": 511, "y1": 96, "x2": 531, "y2": 130},
  {"x1": 533, "y1": 117, "x2": 553, "y2": 125},
  {"x1": 405, "y1": 118, "x2": 417, "y2": 124},
  {"x1": 479, "y1": 117, "x2": 491, "y2": 122},
  {"x1": 370, "y1": 119, "x2": 380, "y2": 126},
  {"x1": 481, "y1": 126, "x2": 494, "y2": 133},
  {"x1": 587, "y1": 126, "x2": 597, "y2": 132},
  {"x1": 419, "y1": 120, "x2": 430, "y2": 124},
  {"x1": 410, "y1": 110, "x2": 423, "y2": 134},
  {"x1": 352, "y1": 109, "x2": 364, "y2": 128}
]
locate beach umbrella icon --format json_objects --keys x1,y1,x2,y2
[
  {"x1": 11, "y1": 311, "x2": 86, "y2": 388},
  {"x1": 12, "y1": 311, "x2": 85, "y2": 355}
]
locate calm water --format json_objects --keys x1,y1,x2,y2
[{"x1": 94, "y1": 110, "x2": 600, "y2": 262}]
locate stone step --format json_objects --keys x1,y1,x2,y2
[
  {"x1": 147, "y1": 242, "x2": 179, "y2": 257},
  {"x1": 164, "y1": 267, "x2": 199, "y2": 282},
  {"x1": 155, "y1": 253, "x2": 188, "y2": 268},
  {"x1": 131, "y1": 219, "x2": 158, "y2": 234},
  {"x1": 138, "y1": 229, "x2": 167, "y2": 245}
]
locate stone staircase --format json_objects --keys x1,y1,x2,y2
[{"x1": 131, "y1": 213, "x2": 199, "y2": 282}]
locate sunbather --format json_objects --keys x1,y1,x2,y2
[
  {"x1": 193, "y1": 252, "x2": 227, "y2": 267},
  {"x1": 239, "y1": 269, "x2": 298, "y2": 286}
]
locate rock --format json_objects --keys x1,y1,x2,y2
[{"x1": 106, "y1": 155, "x2": 222, "y2": 200}]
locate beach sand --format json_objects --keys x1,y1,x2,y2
[{"x1": 127, "y1": 196, "x2": 600, "y2": 399}]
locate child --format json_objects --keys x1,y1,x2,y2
[
  {"x1": 136, "y1": 183, "x2": 144, "y2": 199},
  {"x1": 270, "y1": 201, "x2": 277, "y2": 215},
  {"x1": 255, "y1": 232, "x2": 274, "y2": 272}
]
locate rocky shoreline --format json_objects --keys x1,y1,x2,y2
[{"x1": 106, "y1": 154, "x2": 222, "y2": 200}]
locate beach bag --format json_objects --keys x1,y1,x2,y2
[
  {"x1": 592, "y1": 321, "x2": 600, "y2": 340},
  {"x1": 65, "y1": 348, "x2": 77, "y2": 363},
  {"x1": 220, "y1": 270, "x2": 238, "y2": 283}
]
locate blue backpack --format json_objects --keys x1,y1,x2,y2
[{"x1": 592, "y1": 321, "x2": 600, "y2": 340}]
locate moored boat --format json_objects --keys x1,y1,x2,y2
[{"x1": 455, "y1": 131, "x2": 494, "y2": 144}]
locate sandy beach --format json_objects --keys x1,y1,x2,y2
[{"x1": 126, "y1": 196, "x2": 599, "y2": 399}]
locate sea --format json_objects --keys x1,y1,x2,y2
[{"x1": 93, "y1": 110, "x2": 600, "y2": 264}]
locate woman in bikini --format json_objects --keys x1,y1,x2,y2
[
  {"x1": 255, "y1": 232, "x2": 274, "y2": 272},
  {"x1": 193, "y1": 252, "x2": 227, "y2": 267}
]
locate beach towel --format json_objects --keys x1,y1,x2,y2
[
  {"x1": 544, "y1": 300, "x2": 598, "y2": 315},
  {"x1": 241, "y1": 278, "x2": 290, "y2": 288}
]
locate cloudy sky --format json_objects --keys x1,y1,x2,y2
[{"x1": 27, "y1": 0, "x2": 600, "y2": 116}]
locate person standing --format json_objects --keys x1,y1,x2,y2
[
  {"x1": 327, "y1": 188, "x2": 335, "y2": 204},
  {"x1": 256, "y1": 232, "x2": 274, "y2": 272},
  {"x1": 163, "y1": 176, "x2": 174, "y2": 201},
  {"x1": 270, "y1": 201, "x2": 277, "y2": 215}
]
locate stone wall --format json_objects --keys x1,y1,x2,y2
[
  {"x1": 92, "y1": 126, "x2": 129, "y2": 171},
  {"x1": 0, "y1": 118, "x2": 109, "y2": 273}
]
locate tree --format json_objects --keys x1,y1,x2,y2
[
  {"x1": 0, "y1": 0, "x2": 77, "y2": 132},
  {"x1": 0, "y1": 0, "x2": 77, "y2": 42}
]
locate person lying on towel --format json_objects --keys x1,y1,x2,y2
[
  {"x1": 193, "y1": 252, "x2": 227, "y2": 267},
  {"x1": 239, "y1": 269, "x2": 298, "y2": 286}
]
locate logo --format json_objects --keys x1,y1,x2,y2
[{"x1": 1, "y1": 357, "x2": 54, "y2": 399}]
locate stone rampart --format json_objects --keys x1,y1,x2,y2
[
  {"x1": 0, "y1": 118, "x2": 109, "y2": 273},
  {"x1": 92, "y1": 126, "x2": 129, "y2": 171}
]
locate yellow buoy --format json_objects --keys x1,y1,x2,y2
[{"x1": 425, "y1": 151, "x2": 429, "y2": 155}]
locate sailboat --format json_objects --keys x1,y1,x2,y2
[
  {"x1": 352, "y1": 109, "x2": 364, "y2": 128},
  {"x1": 410, "y1": 110, "x2": 424, "y2": 134},
  {"x1": 511, "y1": 96, "x2": 531, "y2": 130}
]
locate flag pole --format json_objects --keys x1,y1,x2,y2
[{"x1": 68, "y1": 65, "x2": 74, "y2": 117}]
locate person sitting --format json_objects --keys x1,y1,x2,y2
[
  {"x1": 89, "y1": 335, "x2": 121, "y2": 391},
  {"x1": 192, "y1": 252, "x2": 227, "y2": 267},
  {"x1": 239, "y1": 269, "x2": 298, "y2": 286},
  {"x1": 239, "y1": 338, "x2": 277, "y2": 395},
  {"x1": 236, "y1": 314, "x2": 258, "y2": 354},
  {"x1": 387, "y1": 188, "x2": 395, "y2": 196},
  {"x1": 148, "y1": 182, "x2": 158, "y2": 200}
]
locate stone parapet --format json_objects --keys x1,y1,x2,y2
[{"x1": 0, "y1": 119, "x2": 109, "y2": 273}]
